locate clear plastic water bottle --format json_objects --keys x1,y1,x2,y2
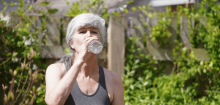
[{"x1": 88, "y1": 40, "x2": 103, "y2": 54}]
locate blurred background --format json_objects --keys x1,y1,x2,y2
[{"x1": 1, "y1": 0, "x2": 220, "y2": 104}]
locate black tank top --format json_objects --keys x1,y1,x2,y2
[{"x1": 64, "y1": 65, "x2": 111, "y2": 105}]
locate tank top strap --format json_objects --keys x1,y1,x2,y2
[{"x1": 98, "y1": 65, "x2": 107, "y2": 91}]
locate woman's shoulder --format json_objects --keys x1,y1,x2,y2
[
  {"x1": 103, "y1": 67, "x2": 123, "y2": 102},
  {"x1": 46, "y1": 63, "x2": 66, "y2": 77},
  {"x1": 103, "y1": 67, "x2": 123, "y2": 84}
]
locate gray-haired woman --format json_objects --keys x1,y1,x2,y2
[{"x1": 45, "y1": 13, "x2": 124, "y2": 105}]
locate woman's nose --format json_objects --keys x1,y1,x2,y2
[{"x1": 86, "y1": 31, "x2": 92, "y2": 37}]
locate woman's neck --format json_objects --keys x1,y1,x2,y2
[{"x1": 73, "y1": 53, "x2": 99, "y2": 78}]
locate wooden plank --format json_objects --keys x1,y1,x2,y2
[
  {"x1": 200, "y1": 18, "x2": 207, "y2": 26},
  {"x1": 168, "y1": 17, "x2": 177, "y2": 48},
  {"x1": 63, "y1": 16, "x2": 72, "y2": 33},
  {"x1": 31, "y1": 16, "x2": 43, "y2": 45},
  {"x1": 180, "y1": 17, "x2": 209, "y2": 61},
  {"x1": 146, "y1": 37, "x2": 173, "y2": 61},
  {"x1": 107, "y1": 16, "x2": 127, "y2": 76},
  {"x1": 130, "y1": 17, "x2": 146, "y2": 37},
  {"x1": 9, "y1": 14, "x2": 19, "y2": 26},
  {"x1": 146, "y1": 17, "x2": 177, "y2": 60},
  {"x1": 45, "y1": 16, "x2": 61, "y2": 46},
  {"x1": 130, "y1": 17, "x2": 146, "y2": 48},
  {"x1": 147, "y1": 17, "x2": 177, "y2": 48},
  {"x1": 40, "y1": 46, "x2": 65, "y2": 58},
  {"x1": 180, "y1": 17, "x2": 192, "y2": 49},
  {"x1": 29, "y1": 16, "x2": 61, "y2": 46},
  {"x1": 191, "y1": 48, "x2": 210, "y2": 61},
  {"x1": 146, "y1": 17, "x2": 160, "y2": 48},
  {"x1": 62, "y1": 16, "x2": 73, "y2": 46}
]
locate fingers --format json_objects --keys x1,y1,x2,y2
[
  {"x1": 84, "y1": 37, "x2": 98, "y2": 46},
  {"x1": 80, "y1": 37, "x2": 98, "y2": 52},
  {"x1": 75, "y1": 37, "x2": 98, "y2": 62}
]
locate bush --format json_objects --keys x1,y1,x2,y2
[{"x1": 123, "y1": 0, "x2": 220, "y2": 104}]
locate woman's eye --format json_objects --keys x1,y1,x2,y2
[
  {"x1": 92, "y1": 31, "x2": 97, "y2": 34},
  {"x1": 80, "y1": 31, "x2": 86, "y2": 33}
]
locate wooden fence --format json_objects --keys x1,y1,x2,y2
[
  {"x1": 6, "y1": 15, "x2": 210, "y2": 76},
  {"x1": 109, "y1": 16, "x2": 209, "y2": 75}
]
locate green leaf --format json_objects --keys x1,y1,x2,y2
[
  {"x1": 18, "y1": 0, "x2": 24, "y2": 8},
  {"x1": 10, "y1": 2, "x2": 14, "y2": 6},
  {"x1": 209, "y1": 62, "x2": 213, "y2": 68},
  {"x1": 126, "y1": 0, "x2": 134, "y2": 4},
  {"x1": 131, "y1": 7, "x2": 136, "y2": 12},
  {"x1": 39, "y1": 1, "x2": 51, "y2": 6},
  {"x1": 6, "y1": 53, "x2": 11, "y2": 56},
  {"x1": 48, "y1": 8, "x2": 58, "y2": 14},
  {"x1": 14, "y1": 70, "x2": 17, "y2": 76},
  {"x1": 27, "y1": 5, "x2": 33, "y2": 11},
  {"x1": 113, "y1": 11, "x2": 120, "y2": 16},
  {"x1": 8, "y1": 91, "x2": 14, "y2": 100},
  {"x1": 65, "y1": 0, "x2": 70, "y2": 5},
  {"x1": 12, "y1": 52, "x2": 18, "y2": 57},
  {"x1": 4, "y1": 94, "x2": 7, "y2": 103},
  {"x1": 123, "y1": 9, "x2": 128, "y2": 13},
  {"x1": 138, "y1": 6, "x2": 142, "y2": 10}
]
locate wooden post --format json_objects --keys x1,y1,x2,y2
[
  {"x1": 107, "y1": 15, "x2": 127, "y2": 76},
  {"x1": 180, "y1": 17, "x2": 193, "y2": 49}
]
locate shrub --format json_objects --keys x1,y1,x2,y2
[{"x1": 123, "y1": 0, "x2": 220, "y2": 104}]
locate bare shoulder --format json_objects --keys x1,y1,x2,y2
[
  {"x1": 46, "y1": 63, "x2": 66, "y2": 78},
  {"x1": 103, "y1": 68, "x2": 124, "y2": 104},
  {"x1": 45, "y1": 63, "x2": 66, "y2": 98},
  {"x1": 103, "y1": 68, "x2": 123, "y2": 85}
]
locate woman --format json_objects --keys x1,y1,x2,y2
[{"x1": 45, "y1": 13, "x2": 124, "y2": 105}]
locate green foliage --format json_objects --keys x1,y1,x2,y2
[
  {"x1": 1, "y1": 1, "x2": 48, "y2": 105},
  {"x1": 64, "y1": 2, "x2": 87, "y2": 17},
  {"x1": 47, "y1": 8, "x2": 58, "y2": 14},
  {"x1": 123, "y1": 37, "x2": 161, "y2": 104},
  {"x1": 39, "y1": 1, "x2": 51, "y2": 6},
  {"x1": 123, "y1": 0, "x2": 220, "y2": 104},
  {"x1": 65, "y1": 0, "x2": 109, "y2": 18},
  {"x1": 126, "y1": 0, "x2": 134, "y2": 4},
  {"x1": 131, "y1": 7, "x2": 136, "y2": 12},
  {"x1": 150, "y1": 17, "x2": 172, "y2": 46},
  {"x1": 36, "y1": 84, "x2": 46, "y2": 105}
]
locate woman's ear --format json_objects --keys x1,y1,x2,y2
[{"x1": 70, "y1": 42, "x2": 75, "y2": 50}]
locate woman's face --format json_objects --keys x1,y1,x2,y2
[{"x1": 71, "y1": 26, "x2": 101, "y2": 53}]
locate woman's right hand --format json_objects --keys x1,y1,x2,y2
[{"x1": 75, "y1": 37, "x2": 98, "y2": 63}]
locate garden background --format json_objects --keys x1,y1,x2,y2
[{"x1": 1, "y1": 0, "x2": 220, "y2": 104}]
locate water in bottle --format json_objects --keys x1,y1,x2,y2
[{"x1": 88, "y1": 40, "x2": 103, "y2": 54}]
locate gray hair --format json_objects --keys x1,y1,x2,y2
[
  {"x1": 65, "y1": 13, "x2": 106, "y2": 51},
  {"x1": 56, "y1": 53, "x2": 74, "y2": 71}
]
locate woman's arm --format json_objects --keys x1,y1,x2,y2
[
  {"x1": 111, "y1": 73, "x2": 124, "y2": 105},
  {"x1": 45, "y1": 60, "x2": 83, "y2": 105}
]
